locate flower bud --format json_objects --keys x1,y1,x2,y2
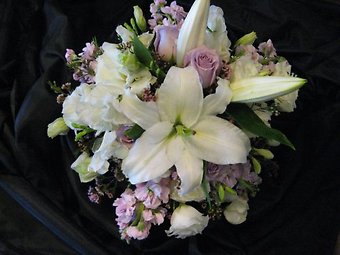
[
  {"x1": 176, "y1": 0, "x2": 210, "y2": 66},
  {"x1": 133, "y1": 6, "x2": 147, "y2": 32},
  {"x1": 224, "y1": 197, "x2": 249, "y2": 224},
  {"x1": 47, "y1": 117, "x2": 69, "y2": 138},
  {"x1": 234, "y1": 31, "x2": 257, "y2": 47}
]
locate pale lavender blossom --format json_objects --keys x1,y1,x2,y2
[
  {"x1": 81, "y1": 42, "x2": 97, "y2": 60},
  {"x1": 206, "y1": 162, "x2": 258, "y2": 188},
  {"x1": 161, "y1": 1, "x2": 187, "y2": 23},
  {"x1": 65, "y1": 49, "x2": 76, "y2": 63},
  {"x1": 184, "y1": 45, "x2": 222, "y2": 88},
  {"x1": 258, "y1": 39, "x2": 277, "y2": 58}
]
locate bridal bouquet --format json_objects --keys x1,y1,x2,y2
[{"x1": 48, "y1": 0, "x2": 306, "y2": 242}]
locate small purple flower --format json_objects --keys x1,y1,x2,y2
[
  {"x1": 154, "y1": 25, "x2": 179, "y2": 62},
  {"x1": 184, "y1": 45, "x2": 222, "y2": 88},
  {"x1": 81, "y1": 42, "x2": 96, "y2": 60},
  {"x1": 161, "y1": 1, "x2": 187, "y2": 23},
  {"x1": 65, "y1": 49, "x2": 76, "y2": 63},
  {"x1": 258, "y1": 39, "x2": 277, "y2": 58},
  {"x1": 206, "y1": 162, "x2": 256, "y2": 188}
]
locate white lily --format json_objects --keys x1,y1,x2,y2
[
  {"x1": 230, "y1": 76, "x2": 306, "y2": 103},
  {"x1": 121, "y1": 67, "x2": 250, "y2": 194},
  {"x1": 176, "y1": 0, "x2": 210, "y2": 67}
]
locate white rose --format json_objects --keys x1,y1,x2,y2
[
  {"x1": 205, "y1": 6, "x2": 231, "y2": 61},
  {"x1": 166, "y1": 205, "x2": 209, "y2": 239},
  {"x1": 224, "y1": 197, "x2": 249, "y2": 224}
]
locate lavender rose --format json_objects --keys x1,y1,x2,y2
[
  {"x1": 184, "y1": 45, "x2": 222, "y2": 88},
  {"x1": 154, "y1": 25, "x2": 179, "y2": 62}
]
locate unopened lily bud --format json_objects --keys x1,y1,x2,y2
[
  {"x1": 234, "y1": 31, "x2": 257, "y2": 47},
  {"x1": 47, "y1": 117, "x2": 69, "y2": 138},
  {"x1": 133, "y1": 6, "x2": 147, "y2": 32},
  {"x1": 230, "y1": 76, "x2": 307, "y2": 103}
]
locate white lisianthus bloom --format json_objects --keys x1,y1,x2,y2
[
  {"x1": 166, "y1": 204, "x2": 209, "y2": 239},
  {"x1": 275, "y1": 90, "x2": 299, "y2": 112},
  {"x1": 121, "y1": 66, "x2": 250, "y2": 194},
  {"x1": 89, "y1": 131, "x2": 129, "y2": 174},
  {"x1": 273, "y1": 61, "x2": 299, "y2": 112},
  {"x1": 224, "y1": 197, "x2": 249, "y2": 224},
  {"x1": 205, "y1": 5, "x2": 231, "y2": 61},
  {"x1": 230, "y1": 55, "x2": 259, "y2": 82},
  {"x1": 251, "y1": 103, "x2": 272, "y2": 127},
  {"x1": 62, "y1": 83, "x2": 130, "y2": 132},
  {"x1": 95, "y1": 42, "x2": 155, "y2": 95}
]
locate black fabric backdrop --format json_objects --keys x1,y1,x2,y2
[{"x1": 1, "y1": 0, "x2": 340, "y2": 254}]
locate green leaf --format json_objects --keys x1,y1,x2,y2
[
  {"x1": 132, "y1": 36, "x2": 153, "y2": 67},
  {"x1": 124, "y1": 124, "x2": 145, "y2": 140},
  {"x1": 132, "y1": 36, "x2": 166, "y2": 79},
  {"x1": 226, "y1": 103, "x2": 295, "y2": 150}
]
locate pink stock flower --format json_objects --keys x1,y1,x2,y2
[
  {"x1": 154, "y1": 25, "x2": 179, "y2": 62},
  {"x1": 184, "y1": 45, "x2": 222, "y2": 88},
  {"x1": 125, "y1": 223, "x2": 151, "y2": 240}
]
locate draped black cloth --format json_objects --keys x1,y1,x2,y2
[{"x1": 1, "y1": 0, "x2": 339, "y2": 254}]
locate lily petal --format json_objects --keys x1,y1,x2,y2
[
  {"x1": 158, "y1": 66, "x2": 203, "y2": 127},
  {"x1": 230, "y1": 76, "x2": 307, "y2": 103},
  {"x1": 175, "y1": 146, "x2": 203, "y2": 195},
  {"x1": 201, "y1": 78, "x2": 232, "y2": 116},
  {"x1": 122, "y1": 121, "x2": 174, "y2": 184},
  {"x1": 176, "y1": 0, "x2": 210, "y2": 66},
  {"x1": 186, "y1": 116, "x2": 250, "y2": 164},
  {"x1": 120, "y1": 93, "x2": 160, "y2": 130}
]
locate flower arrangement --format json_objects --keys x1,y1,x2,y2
[{"x1": 48, "y1": 0, "x2": 306, "y2": 242}]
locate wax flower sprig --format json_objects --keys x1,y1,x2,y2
[{"x1": 47, "y1": 0, "x2": 306, "y2": 242}]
